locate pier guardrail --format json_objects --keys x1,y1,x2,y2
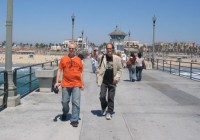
[
  {"x1": 0, "y1": 71, "x2": 8, "y2": 111},
  {"x1": 13, "y1": 60, "x2": 58, "y2": 98},
  {"x1": 155, "y1": 59, "x2": 200, "y2": 81}
]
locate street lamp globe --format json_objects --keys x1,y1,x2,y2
[
  {"x1": 82, "y1": 30, "x2": 84, "y2": 37},
  {"x1": 71, "y1": 14, "x2": 75, "y2": 22},
  {"x1": 152, "y1": 15, "x2": 157, "y2": 25}
]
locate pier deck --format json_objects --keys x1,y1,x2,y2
[{"x1": 0, "y1": 58, "x2": 200, "y2": 140}]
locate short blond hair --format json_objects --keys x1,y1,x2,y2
[{"x1": 68, "y1": 42, "x2": 76, "y2": 48}]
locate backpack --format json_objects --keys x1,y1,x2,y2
[
  {"x1": 126, "y1": 57, "x2": 135, "y2": 68},
  {"x1": 126, "y1": 59, "x2": 132, "y2": 68}
]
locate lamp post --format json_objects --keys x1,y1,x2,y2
[
  {"x1": 81, "y1": 30, "x2": 84, "y2": 50},
  {"x1": 85, "y1": 37, "x2": 87, "y2": 50},
  {"x1": 162, "y1": 47, "x2": 165, "y2": 60},
  {"x1": 145, "y1": 43, "x2": 148, "y2": 61},
  {"x1": 71, "y1": 14, "x2": 75, "y2": 42},
  {"x1": 152, "y1": 15, "x2": 157, "y2": 69},
  {"x1": 3, "y1": 0, "x2": 20, "y2": 106},
  {"x1": 128, "y1": 31, "x2": 131, "y2": 56}
]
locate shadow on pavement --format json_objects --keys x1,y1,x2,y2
[
  {"x1": 123, "y1": 79, "x2": 131, "y2": 82},
  {"x1": 53, "y1": 114, "x2": 72, "y2": 122},
  {"x1": 91, "y1": 110, "x2": 102, "y2": 117}
]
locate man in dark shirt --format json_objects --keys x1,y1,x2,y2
[
  {"x1": 98, "y1": 43, "x2": 122, "y2": 120},
  {"x1": 102, "y1": 55, "x2": 114, "y2": 84}
]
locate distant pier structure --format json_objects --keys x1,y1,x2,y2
[{"x1": 109, "y1": 25, "x2": 127, "y2": 52}]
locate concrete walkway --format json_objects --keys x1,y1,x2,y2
[{"x1": 0, "y1": 58, "x2": 200, "y2": 140}]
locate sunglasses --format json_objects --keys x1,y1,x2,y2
[
  {"x1": 69, "y1": 48, "x2": 75, "y2": 50},
  {"x1": 106, "y1": 48, "x2": 112, "y2": 50}
]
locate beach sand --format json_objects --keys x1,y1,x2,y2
[
  {"x1": 0, "y1": 54, "x2": 63, "y2": 66},
  {"x1": 0, "y1": 54, "x2": 199, "y2": 68}
]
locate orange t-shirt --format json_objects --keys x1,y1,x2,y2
[{"x1": 59, "y1": 55, "x2": 83, "y2": 88}]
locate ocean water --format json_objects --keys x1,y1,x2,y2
[{"x1": 0, "y1": 67, "x2": 40, "y2": 95}]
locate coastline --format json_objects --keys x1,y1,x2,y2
[
  {"x1": 0, "y1": 54, "x2": 63, "y2": 67},
  {"x1": 0, "y1": 54, "x2": 199, "y2": 68}
]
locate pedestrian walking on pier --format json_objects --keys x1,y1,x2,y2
[
  {"x1": 126, "y1": 53, "x2": 136, "y2": 82},
  {"x1": 54, "y1": 43, "x2": 84, "y2": 127},
  {"x1": 121, "y1": 53, "x2": 127, "y2": 68},
  {"x1": 136, "y1": 52, "x2": 144, "y2": 81},
  {"x1": 90, "y1": 49, "x2": 98, "y2": 73},
  {"x1": 96, "y1": 43, "x2": 122, "y2": 120}
]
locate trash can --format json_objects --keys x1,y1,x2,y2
[{"x1": 35, "y1": 66, "x2": 58, "y2": 92}]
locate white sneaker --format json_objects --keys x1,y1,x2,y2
[
  {"x1": 105, "y1": 113, "x2": 112, "y2": 120},
  {"x1": 101, "y1": 109, "x2": 106, "y2": 116}
]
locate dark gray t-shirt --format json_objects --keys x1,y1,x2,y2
[{"x1": 103, "y1": 55, "x2": 113, "y2": 84}]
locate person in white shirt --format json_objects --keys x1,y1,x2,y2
[
  {"x1": 135, "y1": 52, "x2": 144, "y2": 81},
  {"x1": 121, "y1": 53, "x2": 127, "y2": 68},
  {"x1": 90, "y1": 50, "x2": 98, "y2": 73},
  {"x1": 127, "y1": 53, "x2": 136, "y2": 82}
]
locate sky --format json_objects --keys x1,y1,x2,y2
[{"x1": 0, "y1": 0, "x2": 200, "y2": 46}]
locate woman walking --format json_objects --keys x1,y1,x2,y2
[
  {"x1": 127, "y1": 53, "x2": 136, "y2": 82},
  {"x1": 90, "y1": 50, "x2": 98, "y2": 73},
  {"x1": 135, "y1": 52, "x2": 144, "y2": 81}
]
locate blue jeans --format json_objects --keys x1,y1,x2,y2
[
  {"x1": 92, "y1": 63, "x2": 96, "y2": 73},
  {"x1": 136, "y1": 66, "x2": 143, "y2": 81},
  {"x1": 128, "y1": 65, "x2": 135, "y2": 81},
  {"x1": 62, "y1": 87, "x2": 81, "y2": 122}
]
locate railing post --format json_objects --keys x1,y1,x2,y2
[
  {"x1": 190, "y1": 63, "x2": 192, "y2": 79},
  {"x1": 13, "y1": 69, "x2": 17, "y2": 86},
  {"x1": 29, "y1": 67, "x2": 32, "y2": 93},
  {"x1": 3, "y1": 71, "x2": 8, "y2": 109},
  {"x1": 8, "y1": 60, "x2": 58, "y2": 97},
  {"x1": 163, "y1": 59, "x2": 164, "y2": 71},
  {"x1": 178, "y1": 61, "x2": 181, "y2": 76},
  {"x1": 157, "y1": 59, "x2": 158, "y2": 69}
]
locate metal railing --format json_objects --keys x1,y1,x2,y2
[
  {"x1": 13, "y1": 60, "x2": 58, "y2": 97},
  {"x1": 155, "y1": 59, "x2": 200, "y2": 81},
  {"x1": 0, "y1": 71, "x2": 8, "y2": 111}
]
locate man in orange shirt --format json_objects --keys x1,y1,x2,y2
[{"x1": 54, "y1": 43, "x2": 84, "y2": 127}]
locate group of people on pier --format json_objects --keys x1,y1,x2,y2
[
  {"x1": 54, "y1": 42, "x2": 145, "y2": 127},
  {"x1": 90, "y1": 48, "x2": 146, "y2": 82},
  {"x1": 126, "y1": 52, "x2": 146, "y2": 82}
]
